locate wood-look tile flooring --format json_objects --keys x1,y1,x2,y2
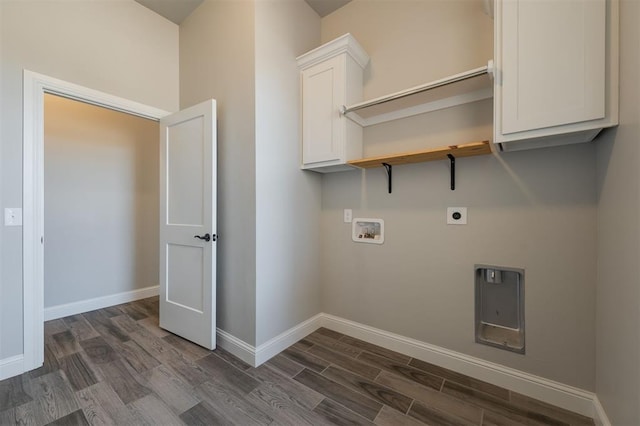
[{"x1": 0, "y1": 297, "x2": 594, "y2": 426}]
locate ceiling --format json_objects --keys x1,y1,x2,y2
[
  {"x1": 134, "y1": 0, "x2": 352, "y2": 25},
  {"x1": 305, "y1": 0, "x2": 352, "y2": 17},
  {"x1": 135, "y1": 0, "x2": 204, "y2": 24}
]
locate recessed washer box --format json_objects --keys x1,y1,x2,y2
[{"x1": 352, "y1": 218, "x2": 384, "y2": 244}]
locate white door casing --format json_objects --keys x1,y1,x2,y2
[
  {"x1": 159, "y1": 100, "x2": 217, "y2": 350},
  {"x1": 22, "y1": 70, "x2": 170, "y2": 373}
]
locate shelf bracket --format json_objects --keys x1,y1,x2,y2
[
  {"x1": 382, "y1": 163, "x2": 392, "y2": 194},
  {"x1": 447, "y1": 154, "x2": 456, "y2": 191}
]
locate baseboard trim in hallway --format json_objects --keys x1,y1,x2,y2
[{"x1": 43, "y1": 285, "x2": 159, "y2": 321}]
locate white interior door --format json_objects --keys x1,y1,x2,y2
[{"x1": 159, "y1": 99, "x2": 217, "y2": 350}]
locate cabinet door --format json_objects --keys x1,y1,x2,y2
[
  {"x1": 302, "y1": 56, "x2": 344, "y2": 165},
  {"x1": 499, "y1": 0, "x2": 606, "y2": 135}
]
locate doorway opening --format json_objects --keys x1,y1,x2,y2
[
  {"x1": 23, "y1": 71, "x2": 170, "y2": 372},
  {"x1": 43, "y1": 93, "x2": 160, "y2": 319}
]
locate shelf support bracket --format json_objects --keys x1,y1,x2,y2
[
  {"x1": 382, "y1": 163, "x2": 392, "y2": 194},
  {"x1": 447, "y1": 154, "x2": 456, "y2": 191}
]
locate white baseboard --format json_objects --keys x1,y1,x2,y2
[
  {"x1": 0, "y1": 355, "x2": 25, "y2": 381},
  {"x1": 592, "y1": 397, "x2": 612, "y2": 426},
  {"x1": 255, "y1": 314, "x2": 324, "y2": 365},
  {"x1": 215, "y1": 314, "x2": 324, "y2": 368},
  {"x1": 44, "y1": 285, "x2": 159, "y2": 321},
  {"x1": 320, "y1": 314, "x2": 597, "y2": 419},
  {"x1": 216, "y1": 328, "x2": 256, "y2": 366}
]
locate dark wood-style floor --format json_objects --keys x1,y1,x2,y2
[{"x1": 0, "y1": 297, "x2": 594, "y2": 426}]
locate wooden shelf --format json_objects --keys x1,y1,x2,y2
[
  {"x1": 342, "y1": 63, "x2": 493, "y2": 127},
  {"x1": 348, "y1": 141, "x2": 492, "y2": 169},
  {"x1": 348, "y1": 141, "x2": 491, "y2": 192}
]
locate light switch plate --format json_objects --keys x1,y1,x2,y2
[
  {"x1": 447, "y1": 207, "x2": 467, "y2": 225},
  {"x1": 343, "y1": 209, "x2": 352, "y2": 223},
  {"x1": 4, "y1": 208, "x2": 22, "y2": 226}
]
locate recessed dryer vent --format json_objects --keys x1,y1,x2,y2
[{"x1": 475, "y1": 265, "x2": 525, "y2": 354}]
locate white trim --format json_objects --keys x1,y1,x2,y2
[
  {"x1": 255, "y1": 314, "x2": 324, "y2": 365},
  {"x1": 296, "y1": 33, "x2": 369, "y2": 70},
  {"x1": 320, "y1": 314, "x2": 596, "y2": 419},
  {"x1": 0, "y1": 355, "x2": 25, "y2": 381},
  {"x1": 44, "y1": 286, "x2": 159, "y2": 321},
  {"x1": 216, "y1": 328, "x2": 256, "y2": 366},
  {"x1": 214, "y1": 314, "x2": 324, "y2": 368},
  {"x1": 22, "y1": 70, "x2": 171, "y2": 374},
  {"x1": 592, "y1": 397, "x2": 612, "y2": 426}
]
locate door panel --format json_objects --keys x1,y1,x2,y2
[
  {"x1": 159, "y1": 99, "x2": 216, "y2": 350},
  {"x1": 167, "y1": 244, "x2": 204, "y2": 312},
  {"x1": 167, "y1": 116, "x2": 204, "y2": 225}
]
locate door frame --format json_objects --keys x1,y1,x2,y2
[{"x1": 22, "y1": 70, "x2": 170, "y2": 372}]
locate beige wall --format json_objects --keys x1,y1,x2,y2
[
  {"x1": 595, "y1": 0, "x2": 640, "y2": 422},
  {"x1": 254, "y1": 0, "x2": 322, "y2": 346},
  {"x1": 180, "y1": 0, "x2": 258, "y2": 345},
  {"x1": 320, "y1": 0, "x2": 597, "y2": 390},
  {"x1": 0, "y1": 0, "x2": 178, "y2": 359},
  {"x1": 44, "y1": 94, "x2": 159, "y2": 309}
]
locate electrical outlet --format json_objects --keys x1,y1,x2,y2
[
  {"x1": 343, "y1": 209, "x2": 353, "y2": 223},
  {"x1": 447, "y1": 207, "x2": 467, "y2": 225}
]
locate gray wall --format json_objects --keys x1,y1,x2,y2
[
  {"x1": 254, "y1": 0, "x2": 322, "y2": 346},
  {"x1": 180, "y1": 0, "x2": 258, "y2": 345},
  {"x1": 320, "y1": 0, "x2": 597, "y2": 390},
  {"x1": 44, "y1": 94, "x2": 159, "y2": 308},
  {"x1": 0, "y1": 0, "x2": 178, "y2": 360},
  {"x1": 181, "y1": 0, "x2": 324, "y2": 347},
  {"x1": 595, "y1": 0, "x2": 640, "y2": 422}
]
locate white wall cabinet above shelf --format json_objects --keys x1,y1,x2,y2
[
  {"x1": 342, "y1": 61, "x2": 493, "y2": 127},
  {"x1": 493, "y1": 0, "x2": 618, "y2": 151},
  {"x1": 297, "y1": 33, "x2": 369, "y2": 172}
]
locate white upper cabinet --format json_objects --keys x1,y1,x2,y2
[
  {"x1": 297, "y1": 34, "x2": 369, "y2": 172},
  {"x1": 494, "y1": 0, "x2": 618, "y2": 151}
]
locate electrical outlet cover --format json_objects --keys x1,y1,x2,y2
[
  {"x1": 447, "y1": 207, "x2": 467, "y2": 225},
  {"x1": 343, "y1": 209, "x2": 353, "y2": 223}
]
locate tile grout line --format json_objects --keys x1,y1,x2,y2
[{"x1": 406, "y1": 398, "x2": 416, "y2": 416}]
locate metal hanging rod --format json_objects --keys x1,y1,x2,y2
[{"x1": 341, "y1": 64, "x2": 491, "y2": 115}]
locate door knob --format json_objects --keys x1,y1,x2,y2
[{"x1": 194, "y1": 233, "x2": 211, "y2": 242}]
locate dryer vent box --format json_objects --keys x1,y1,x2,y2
[{"x1": 475, "y1": 265, "x2": 525, "y2": 354}]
